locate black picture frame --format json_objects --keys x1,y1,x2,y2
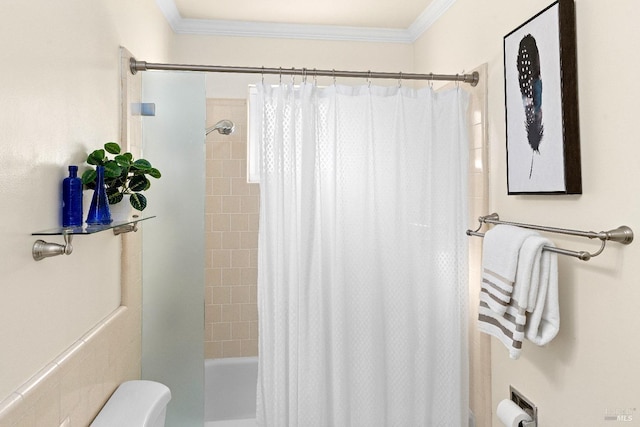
[{"x1": 504, "y1": 0, "x2": 581, "y2": 195}]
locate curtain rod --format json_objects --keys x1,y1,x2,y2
[{"x1": 129, "y1": 58, "x2": 479, "y2": 87}]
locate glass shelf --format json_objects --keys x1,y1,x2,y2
[
  {"x1": 32, "y1": 216, "x2": 155, "y2": 236},
  {"x1": 32, "y1": 216, "x2": 156, "y2": 261}
]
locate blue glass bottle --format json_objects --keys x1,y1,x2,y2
[
  {"x1": 86, "y1": 165, "x2": 112, "y2": 225},
  {"x1": 62, "y1": 165, "x2": 83, "y2": 227}
]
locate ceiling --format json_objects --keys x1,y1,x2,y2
[{"x1": 157, "y1": 0, "x2": 456, "y2": 43}]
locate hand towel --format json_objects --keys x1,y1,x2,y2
[{"x1": 479, "y1": 225, "x2": 538, "y2": 315}]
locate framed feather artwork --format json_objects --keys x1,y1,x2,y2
[{"x1": 504, "y1": 0, "x2": 581, "y2": 194}]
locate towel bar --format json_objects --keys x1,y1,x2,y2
[{"x1": 466, "y1": 213, "x2": 633, "y2": 261}]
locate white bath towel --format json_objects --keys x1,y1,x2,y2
[
  {"x1": 478, "y1": 227, "x2": 560, "y2": 359},
  {"x1": 518, "y1": 236, "x2": 559, "y2": 346},
  {"x1": 479, "y1": 225, "x2": 538, "y2": 315}
]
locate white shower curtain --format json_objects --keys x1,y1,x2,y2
[{"x1": 255, "y1": 82, "x2": 469, "y2": 427}]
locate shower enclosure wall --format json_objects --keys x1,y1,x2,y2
[
  {"x1": 141, "y1": 71, "x2": 206, "y2": 427},
  {"x1": 204, "y1": 98, "x2": 259, "y2": 359}
]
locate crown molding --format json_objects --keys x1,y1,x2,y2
[
  {"x1": 408, "y1": 0, "x2": 456, "y2": 41},
  {"x1": 156, "y1": 0, "x2": 455, "y2": 43},
  {"x1": 175, "y1": 18, "x2": 414, "y2": 43},
  {"x1": 156, "y1": 0, "x2": 183, "y2": 30}
]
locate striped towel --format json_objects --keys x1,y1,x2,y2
[
  {"x1": 478, "y1": 227, "x2": 559, "y2": 359},
  {"x1": 478, "y1": 298, "x2": 527, "y2": 359},
  {"x1": 478, "y1": 225, "x2": 538, "y2": 316}
]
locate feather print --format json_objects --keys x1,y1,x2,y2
[{"x1": 517, "y1": 34, "x2": 543, "y2": 179}]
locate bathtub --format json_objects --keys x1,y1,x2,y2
[
  {"x1": 204, "y1": 356, "x2": 476, "y2": 427},
  {"x1": 205, "y1": 357, "x2": 258, "y2": 427}
]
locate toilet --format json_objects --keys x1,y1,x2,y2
[{"x1": 91, "y1": 380, "x2": 171, "y2": 427}]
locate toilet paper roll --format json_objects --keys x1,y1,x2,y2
[{"x1": 497, "y1": 399, "x2": 532, "y2": 427}]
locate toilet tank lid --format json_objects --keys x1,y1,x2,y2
[{"x1": 91, "y1": 380, "x2": 171, "y2": 427}]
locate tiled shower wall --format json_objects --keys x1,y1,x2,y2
[
  {"x1": 205, "y1": 99, "x2": 259, "y2": 359},
  {"x1": 465, "y1": 64, "x2": 491, "y2": 427}
]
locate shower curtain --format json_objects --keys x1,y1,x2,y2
[{"x1": 255, "y1": 82, "x2": 469, "y2": 427}]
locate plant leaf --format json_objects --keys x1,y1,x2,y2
[
  {"x1": 129, "y1": 193, "x2": 147, "y2": 211},
  {"x1": 106, "y1": 187, "x2": 123, "y2": 205},
  {"x1": 104, "y1": 142, "x2": 121, "y2": 155},
  {"x1": 132, "y1": 159, "x2": 152, "y2": 170},
  {"x1": 106, "y1": 175, "x2": 125, "y2": 189},
  {"x1": 129, "y1": 175, "x2": 149, "y2": 192},
  {"x1": 87, "y1": 149, "x2": 105, "y2": 166},
  {"x1": 148, "y1": 168, "x2": 162, "y2": 179},
  {"x1": 81, "y1": 169, "x2": 97, "y2": 185},
  {"x1": 115, "y1": 154, "x2": 132, "y2": 168},
  {"x1": 103, "y1": 160, "x2": 122, "y2": 178}
]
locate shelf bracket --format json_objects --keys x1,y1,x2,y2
[
  {"x1": 113, "y1": 222, "x2": 138, "y2": 235},
  {"x1": 33, "y1": 233, "x2": 73, "y2": 261}
]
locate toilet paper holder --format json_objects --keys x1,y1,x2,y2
[{"x1": 510, "y1": 386, "x2": 537, "y2": 427}]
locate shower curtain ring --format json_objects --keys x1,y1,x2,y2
[
  {"x1": 313, "y1": 68, "x2": 318, "y2": 86},
  {"x1": 429, "y1": 73, "x2": 434, "y2": 89},
  {"x1": 261, "y1": 66, "x2": 265, "y2": 85},
  {"x1": 398, "y1": 72, "x2": 403, "y2": 88},
  {"x1": 291, "y1": 67, "x2": 295, "y2": 85},
  {"x1": 302, "y1": 67, "x2": 307, "y2": 84},
  {"x1": 457, "y1": 70, "x2": 465, "y2": 89},
  {"x1": 332, "y1": 69, "x2": 336, "y2": 86},
  {"x1": 279, "y1": 67, "x2": 282, "y2": 85}
]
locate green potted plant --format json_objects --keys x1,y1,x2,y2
[{"x1": 82, "y1": 142, "x2": 161, "y2": 211}]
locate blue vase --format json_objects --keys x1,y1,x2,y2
[
  {"x1": 62, "y1": 165, "x2": 83, "y2": 227},
  {"x1": 86, "y1": 165, "x2": 112, "y2": 225}
]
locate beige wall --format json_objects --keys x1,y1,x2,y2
[
  {"x1": 416, "y1": 1, "x2": 640, "y2": 425},
  {"x1": 0, "y1": 0, "x2": 172, "y2": 424},
  {"x1": 205, "y1": 99, "x2": 260, "y2": 359}
]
